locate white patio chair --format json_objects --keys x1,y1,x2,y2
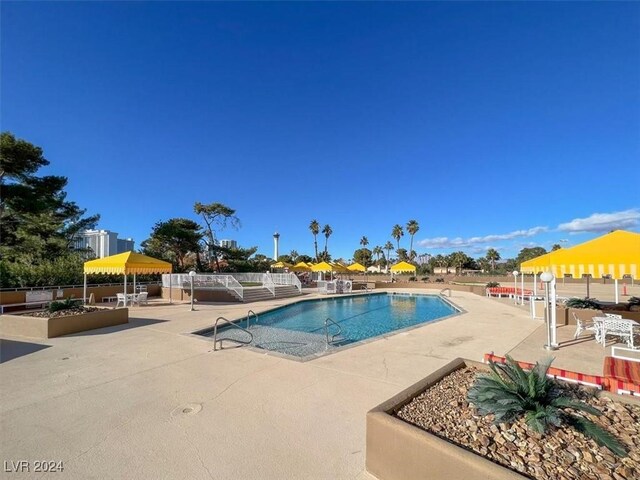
[
  {"x1": 605, "y1": 313, "x2": 622, "y2": 319},
  {"x1": 136, "y1": 292, "x2": 149, "y2": 306},
  {"x1": 115, "y1": 293, "x2": 127, "y2": 308},
  {"x1": 572, "y1": 312, "x2": 600, "y2": 341}
]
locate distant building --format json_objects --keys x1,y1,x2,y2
[
  {"x1": 73, "y1": 229, "x2": 135, "y2": 258},
  {"x1": 415, "y1": 254, "x2": 431, "y2": 265},
  {"x1": 219, "y1": 239, "x2": 238, "y2": 249}
]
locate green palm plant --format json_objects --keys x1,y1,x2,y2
[
  {"x1": 309, "y1": 220, "x2": 320, "y2": 261},
  {"x1": 360, "y1": 236, "x2": 369, "y2": 249},
  {"x1": 406, "y1": 220, "x2": 419, "y2": 260},
  {"x1": 372, "y1": 245, "x2": 383, "y2": 264},
  {"x1": 467, "y1": 356, "x2": 626, "y2": 457},
  {"x1": 485, "y1": 248, "x2": 500, "y2": 272}
]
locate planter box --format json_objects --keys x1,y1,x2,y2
[
  {"x1": 0, "y1": 308, "x2": 129, "y2": 339},
  {"x1": 366, "y1": 358, "x2": 527, "y2": 480}
]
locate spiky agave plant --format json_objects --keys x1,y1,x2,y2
[{"x1": 467, "y1": 356, "x2": 626, "y2": 457}]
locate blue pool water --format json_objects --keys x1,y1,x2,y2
[{"x1": 200, "y1": 293, "x2": 458, "y2": 359}]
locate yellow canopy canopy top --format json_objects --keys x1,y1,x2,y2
[
  {"x1": 347, "y1": 262, "x2": 366, "y2": 272},
  {"x1": 84, "y1": 251, "x2": 172, "y2": 275},
  {"x1": 290, "y1": 261, "x2": 312, "y2": 272},
  {"x1": 271, "y1": 261, "x2": 293, "y2": 269},
  {"x1": 390, "y1": 261, "x2": 417, "y2": 273},
  {"x1": 310, "y1": 261, "x2": 347, "y2": 273},
  {"x1": 520, "y1": 230, "x2": 640, "y2": 279}
]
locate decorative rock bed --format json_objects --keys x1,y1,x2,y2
[
  {"x1": 0, "y1": 307, "x2": 128, "y2": 338},
  {"x1": 395, "y1": 366, "x2": 639, "y2": 480},
  {"x1": 24, "y1": 306, "x2": 100, "y2": 318}
]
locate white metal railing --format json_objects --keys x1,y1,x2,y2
[
  {"x1": 231, "y1": 273, "x2": 268, "y2": 284},
  {"x1": 263, "y1": 273, "x2": 275, "y2": 296},
  {"x1": 162, "y1": 274, "x2": 244, "y2": 300},
  {"x1": 270, "y1": 273, "x2": 302, "y2": 292}
]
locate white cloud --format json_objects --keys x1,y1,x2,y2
[
  {"x1": 557, "y1": 209, "x2": 640, "y2": 233},
  {"x1": 417, "y1": 227, "x2": 548, "y2": 249}
]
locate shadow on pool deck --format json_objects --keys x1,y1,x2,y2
[
  {"x1": 0, "y1": 339, "x2": 51, "y2": 363},
  {"x1": 64, "y1": 317, "x2": 168, "y2": 337}
]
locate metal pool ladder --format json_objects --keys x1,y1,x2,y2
[
  {"x1": 324, "y1": 317, "x2": 342, "y2": 346},
  {"x1": 212, "y1": 316, "x2": 253, "y2": 351},
  {"x1": 246, "y1": 309, "x2": 258, "y2": 328},
  {"x1": 440, "y1": 288, "x2": 452, "y2": 297}
]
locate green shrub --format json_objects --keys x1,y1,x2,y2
[
  {"x1": 629, "y1": 296, "x2": 640, "y2": 306},
  {"x1": 486, "y1": 281, "x2": 500, "y2": 288},
  {"x1": 421, "y1": 276, "x2": 430, "y2": 282},
  {"x1": 408, "y1": 276, "x2": 417, "y2": 282},
  {"x1": 565, "y1": 297, "x2": 601, "y2": 310},
  {"x1": 48, "y1": 297, "x2": 81, "y2": 313},
  {"x1": 467, "y1": 356, "x2": 626, "y2": 456},
  {"x1": 435, "y1": 278, "x2": 445, "y2": 283}
]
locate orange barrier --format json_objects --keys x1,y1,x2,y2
[{"x1": 486, "y1": 287, "x2": 534, "y2": 297}]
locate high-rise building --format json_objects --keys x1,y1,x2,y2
[
  {"x1": 219, "y1": 239, "x2": 238, "y2": 249},
  {"x1": 73, "y1": 229, "x2": 135, "y2": 258}
]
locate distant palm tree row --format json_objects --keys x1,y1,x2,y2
[{"x1": 306, "y1": 219, "x2": 421, "y2": 268}]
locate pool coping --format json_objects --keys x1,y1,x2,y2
[{"x1": 186, "y1": 291, "x2": 466, "y2": 362}]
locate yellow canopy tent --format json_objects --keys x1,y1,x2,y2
[
  {"x1": 390, "y1": 261, "x2": 417, "y2": 273},
  {"x1": 521, "y1": 230, "x2": 640, "y2": 301},
  {"x1": 83, "y1": 251, "x2": 172, "y2": 306},
  {"x1": 347, "y1": 262, "x2": 366, "y2": 272},
  {"x1": 270, "y1": 261, "x2": 292, "y2": 270},
  {"x1": 311, "y1": 261, "x2": 336, "y2": 272},
  {"x1": 290, "y1": 261, "x2": 311, "y2": 272}
]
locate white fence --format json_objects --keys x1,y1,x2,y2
[{"x1": 161, "y1": 272, "x2": 302, "y2": 299}]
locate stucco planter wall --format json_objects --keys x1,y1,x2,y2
[
  {"x1": 0, "y1": 308, "x2": 129, "y2": 339},
  {"x1": 366, "y1": 358, "x2": 528, "y2": 480}
]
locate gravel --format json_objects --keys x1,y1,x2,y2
[
  {"x1": 22, "y1": 306, "x2": 101, "y2": 318},
  {"x1": 395, "y1": 367, "x2": 640, "y2": 480}
]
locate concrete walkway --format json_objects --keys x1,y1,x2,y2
[{"x1": 1, "y1": 289, "x2": 542, "y2": 479}]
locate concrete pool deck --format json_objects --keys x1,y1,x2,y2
[{"x1": 0, "y1": 288, "x2": 613, "y2": 479}]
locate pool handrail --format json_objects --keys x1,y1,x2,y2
[
  {"x1": 246, "y1": 309, "x2": 258, "y2": 329},
  {"x1": 440, "y1": 288, "x2": 452, "y2": 297},
  {"x1": 212, "y1": 316, "x2": 253, "y2": 351},
  {"x1": 324, "y1": 317, "x2": 342, "y2": 346}
]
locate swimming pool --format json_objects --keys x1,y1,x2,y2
[{"x1": 196, "y1": 293, "x2": 459, "y2": 359}]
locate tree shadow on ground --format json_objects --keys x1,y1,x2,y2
[
  {"x1": 0, "y1": 339, "x2": 51, "y2": 363},
  {"x1": 64, "y1": 317, "x2": 168, "y2": 337}
]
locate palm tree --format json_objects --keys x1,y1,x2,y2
[
  {"x1": 383, "y1": 241, "x2": 394, "y2": 269},
  {"x1": 406, "y1": 220, "x2": 420, "y2": 260},
  {"x1": 372, "y1": 245, "x2": 383, "y2": 264},
  {"x1": 322, "y1": 224, "x2": 333, "y2": 256},
  {"x1": 486, "y1": 248, "x2": 501, "y2": 272},
  {"x1": 360, "y1": 236, "x2": 369, "y2": 249},
  {"x1": 289, "y1": 250, "x2": 299, "y2": 263},
  {"x1": 309, "y1": 220, "x2": 320, "y2": 261},
  {"x1": 551, "y1": 244, "x2": 562, "y2": 251},
  {"x1": 451, "y1": 251, "x2": 468, "y2": 275},
  {"x1": 391, "y1": 225, "x2": 404, "y2": 251}
]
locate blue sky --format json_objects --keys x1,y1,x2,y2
[{"x1": 3, "y1": 2, "x2": 639, "y2": 261}]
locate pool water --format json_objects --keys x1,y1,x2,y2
[{"x1": 198, "y1": 293, "x2": 458, "y2": 359}]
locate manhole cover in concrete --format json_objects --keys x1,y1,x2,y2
[{"x1": 171, "y1": 403, "x2": 202, "y2": 418}]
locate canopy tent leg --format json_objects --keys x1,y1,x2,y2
[
  {"x1": 83, "y1": 274, "x2": 87, "y2": 305},
  {"x1": 615, "y1": 279, "x2": 619, "y2": 304},
  {"x1": 169, "y1": 274, "x2": 173, "y2": 304},
  {"x1": 124, "y1": 274, "x2": 128, "y2": 307},
  {"x1": 520, "y1": 273, "x2": 524, "y2": 305},
  {"x1": 586, "y1": 275, "x2": 590, "y2": 298},
  {"x1": 133, "y1": 274, "x2": 137, "y2": 296},
  {"x1": 533, "y1": 273, "x2": 537, "y2": 296},
  {"x1": 550, "y1": 276, "x2": 558, "y2": 347}
]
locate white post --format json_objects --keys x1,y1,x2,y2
[
  {"x1": 83, "y1": 274, "x2": 87, "y2": 305},
  {"x1": 189, "y1": 270, "x2": 196, "y2": 311},
  {"x1": 520, "y1": 273, "x2": 524, "y2": 305},
  {"x1": 533, "y1": 273, "x2": 537, "y2": 296},
  {"x1": 614, "y1": 278, "x2": 619, "y2": 304},
  {"x1": 124, "y1": 274, "x2": 128, "y2": 307},
  {"x1": 512, "y1": 271, "x2": 519, "y2": 304},
  {"x1": 550, "y1": 276, "x2": 558, "y2": 347}
]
